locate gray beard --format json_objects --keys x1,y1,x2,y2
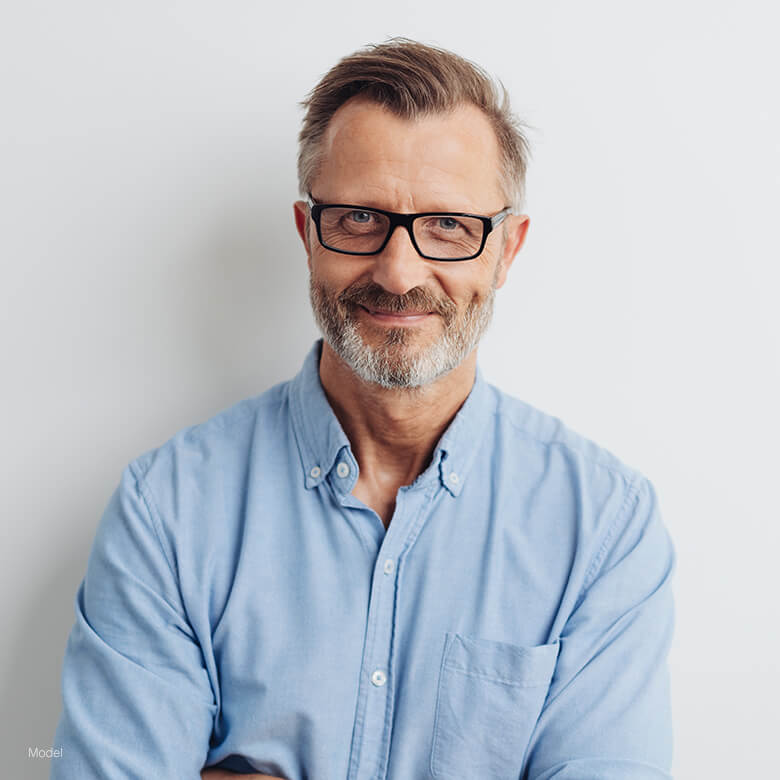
[{"x1": 308, "y1": 276, "x2": 497, "y2": 390}]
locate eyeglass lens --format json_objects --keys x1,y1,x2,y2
[{"x1": 318, "y1": 207, "x2": 485, "y2": 259}]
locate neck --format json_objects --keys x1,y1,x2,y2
[{"x1": 318, "y1": 340, "x2": 477, "y2": 487}]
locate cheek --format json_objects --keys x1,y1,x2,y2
[
  {"x1": 311, "y1": 250, "x2": 372, "y2": 290},
  {"x1": 309, "y1": 255, "x2": 346, "y2": 291},
  {"x1": 436, "y1": 262, "x2": 496, "y2": 309}
]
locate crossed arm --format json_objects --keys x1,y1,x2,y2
[{"x1": 52, "y1": 466, "x2": 674, "y2": 778}]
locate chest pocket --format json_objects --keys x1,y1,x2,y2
[{"x1": 430, "y1": 632, "x2": 559, "y2": 779}]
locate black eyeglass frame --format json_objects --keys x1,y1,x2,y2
[{"x1": 306, "y1": 194, "x2": 513, "y2": 261}]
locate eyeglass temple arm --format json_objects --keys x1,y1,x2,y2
[{"x1": 490, "y1": 207, "x2": 514, "y2": 228}]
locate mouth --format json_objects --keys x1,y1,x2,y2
[{"x1": 358, "y1": 305, "x2": 435, "y2": 326}]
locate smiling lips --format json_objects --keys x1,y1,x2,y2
[{"x1": 359, "y1": 305, "x2": 434, "y2": 325}]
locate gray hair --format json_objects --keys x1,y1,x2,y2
[{"x1": 297, "y1": 38, "x2": 531, "y2": 211}]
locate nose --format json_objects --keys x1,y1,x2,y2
[{"x1": 369, "y1": 224, "x2": 430, "y2": 296}]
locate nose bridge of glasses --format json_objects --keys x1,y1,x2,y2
[
  {"x1": 375, "y1": 211, "x2": 417, "y2": 253},
  {"x1": 370, "y1": 215, "x2": 431, "y2": 294}
]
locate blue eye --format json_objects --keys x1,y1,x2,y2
[
  {"x1": 438, "y1": 217, "x2": 460, "y2": 230},
  {"x1": 349, "y1": 211, "x2": 373, "y2": 223}
]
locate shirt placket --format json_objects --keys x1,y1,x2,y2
[{"x1": 338, "y1": 475, "x2": 435, "y2": 780}]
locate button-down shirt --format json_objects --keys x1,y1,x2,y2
[{"x1": 51, "y1": 339, "x2": 675, "y2": 780}]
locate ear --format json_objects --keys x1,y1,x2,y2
[
  {"x1": 495, "y1": 214, "x2": 530, "y2": 290},
  {"x1": 293, "y1": 200, "x2": 312, "y2": 267}
]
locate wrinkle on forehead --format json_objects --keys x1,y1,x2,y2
[{"x1": 316, "y1": 98, "x2": 504, "y2": 213}]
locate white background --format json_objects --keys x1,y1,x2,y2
[{"x1": 2, "y1": 2, "x2": 778, "y2": 777}]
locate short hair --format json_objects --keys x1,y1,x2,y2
[{"x1": 297, "y1": 38, "x2": 530, "y2": 211}]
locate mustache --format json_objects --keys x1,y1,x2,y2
[{"x1": 337, "y1": 281, "x2": 456, "y2": 319}]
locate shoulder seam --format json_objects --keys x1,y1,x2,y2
[
  {"x1": 495, "y1": 407, "x2": 639, "y2": 485},
  {"x1": 127, "y1": 461, "x2": 179, "y2": 584},
  {"x1": 578, "y1": 474, "x2": 645, "y2": 600}
]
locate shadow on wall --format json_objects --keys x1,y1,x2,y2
[{"x1": 3, "y1": 189, "x2": 314, "y2": 778}]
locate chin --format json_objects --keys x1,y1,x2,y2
[{"x1": 358, "y1": 319, "x2": 436, "y2": 347}]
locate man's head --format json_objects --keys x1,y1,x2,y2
[{"x1": 293, "y1": 39, "x2": 530, "y2": 389}]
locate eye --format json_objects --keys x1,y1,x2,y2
[
  {"x1": 438, "y1": 217, "x2": 460, "y2": 230},
  {"x1": 348, "y1": 210, "x2": 373, "y2": 223}
]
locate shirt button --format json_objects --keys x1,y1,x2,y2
[
  {"x1": 310, "y1": 466, "x2": 321, "y2": 478},
  {"x1": 371, "y1": 669, "x2": 387, "y2": 686},
  {"x1": 449, "y1": 472, "x2": 459, "y2": 484},
  {"x1": 336, "y1": 462, "x2": 350, "y2": 479},
  {"x1": 383, "y1": 558, "x2": 395, "y2": 575}
]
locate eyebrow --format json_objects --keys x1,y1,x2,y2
[{"x1": 309, "y1": 194, "x2": 497, "y2": 214}]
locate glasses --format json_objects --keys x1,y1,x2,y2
[{"x1": 307, "y1": 194, "x2": 512, "y2": 261}]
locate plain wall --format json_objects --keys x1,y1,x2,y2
[{"x1": 2, "y1": 2, "x2": 778, "y2": 777}]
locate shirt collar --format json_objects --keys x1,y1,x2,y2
[
  {"x1": 289, "y1": 339, "x2": 495, "y2": 497},
  {"x1": 289, "y1": 340, "x2": 351, "y2": 490}
]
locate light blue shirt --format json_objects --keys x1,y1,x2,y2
[{"x1": 52, "y1": 339, "x2": 675, "y2": 779}]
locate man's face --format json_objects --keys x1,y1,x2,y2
[{"x1": 294, "y1": 98, "x2": 529, "y2": 389}]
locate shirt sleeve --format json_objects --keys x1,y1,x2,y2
[
  {"x1": 50, "y1": 463, "x2": 217, "y2": 779},
  {"x1": 523, "y1": 476, "x2": 676, "y2": 780}
]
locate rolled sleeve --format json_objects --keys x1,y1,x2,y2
[
  {"x1": 523, "y1": 477, "x2": 676, "y2": 779},
  {"x1": 51, "y1": 464, "x2": 216, "y2": 779}
]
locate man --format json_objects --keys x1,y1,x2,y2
[{"x1": 51, "y1": 39, "x2": 675, "y2": 780}]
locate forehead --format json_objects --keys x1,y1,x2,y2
[{"x1": 315, "y1": 98, "x2": 503, "y2": 210}]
